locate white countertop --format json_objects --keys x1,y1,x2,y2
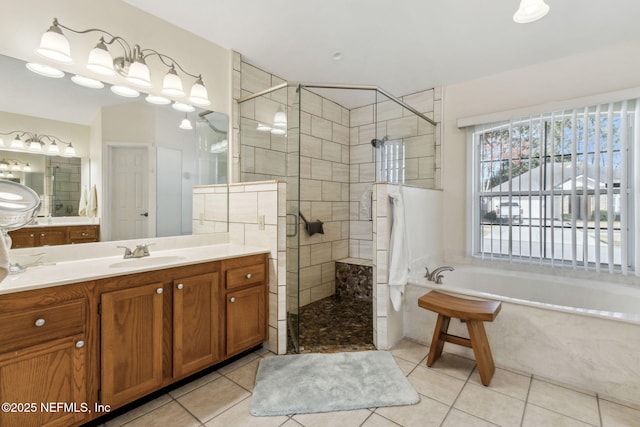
[
  {"x1": 22, "y1": 217, "x2": 99, "y2": 228},
  {"x1": 0, "y1": 243, "x2": 269, "y2": 295}
]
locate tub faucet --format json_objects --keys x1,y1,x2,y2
[{"x1": 426, "y1": 266, "x2": 454, "y2": 284}]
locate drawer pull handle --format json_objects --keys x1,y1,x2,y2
[
  {"x1": 156, "y1": 288, "x2": 163, "y2": 295},
  {"x1": 40, "y1": 233, "x2": 45, "y2": 237},
  {"x1": 246, "y1": 273, "x2": 252, "y2": 279},
  {"x1": 34, "y1": 318, "x2": 46, "y2": 327},
  {"x1": 229, "y1": 297, "x2": 236, "y2": 303},
  {"x1": 177, "y1": 283, "x2": 184, "y2": 290},
  {"x1": 75, "y1": 340, "x2": 85, "y2": 349}
]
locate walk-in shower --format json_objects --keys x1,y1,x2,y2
[{"x1": 237, "y1": 82, "x2": 437, "y2": 353}]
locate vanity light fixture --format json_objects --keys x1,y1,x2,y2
[
  {"x1": 172, "y1": 102, "x2": 196, "y2": 113},
  {"x1": 513, "y1": 0, "x2": 550, "y2": 23},
  {"x1": 0, "y1": 160, "x2": 32, "y2": 173},
  {"x1": 25, "y1": 62, "x2": 65, "y2": 78},
  {"x1": 34, "y1": 18, "x2": 211, "y2": 106},
  {"x1": 179, "y1": 114, "x2": 193, "y2": 130},
  {"x1": 145, "y1": 94, "x2": 171, "y2": 105},
  {"x1": 70, "y1": 74, "x2": 104, "y2": 89},
  {"x1": 10, "y1": 135, "x2": 24, "y2": 149},
  {"x1": 0, "y1": 131, "x2": 76, "y2": 157},
  {"x1": 110, "y1": 85, "x2": 140, "y2": 98},
  {"x1": 273, "y1": 106, "x2": 287, "y2": 128}
]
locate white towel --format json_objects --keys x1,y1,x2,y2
[
  {"x1": 388, "y1": 187, "x2": 410, "y2": 311},
  {"x1": 0, "y1": 232, "x2": 9, "y2": 282},
  {"x1": 87, "y1": 185, "x2": 98, "y2": 219},
  {"x1": 78, "y1": 185, "x2": 88, "y2": 217}
]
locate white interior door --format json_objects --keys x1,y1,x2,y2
[{"x1": 110, "y1": 146, "x2": 150, "y2": 240}]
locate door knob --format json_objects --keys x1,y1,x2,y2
[
  {"x1": 76, "y1": 340, "x2": 85, "y2": 349},
  {"x1": 177, "y1": 283, "x2": 184, "y2": 290},
  {"x1": 34, "y1": 318, "x2": 46, "y2": 327},
  {"x1": 246, "y1": 273, "x2": 252, "y2": 279},
  {"x1": 229, "y1": 297, "x2": 236, "y2": 303},
  {"x1": 156, "y1": 288, "x2": 163, "y2": 294},
  {"x1": 140, "y1": 212, "x2": 149, "y2": 217}
]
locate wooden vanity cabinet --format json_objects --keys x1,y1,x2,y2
[
  {"x1": 100, "y1": 282, "x2": 164, "y2": 409},
  {"x1": 8, "y1": 224, "x2": 100, "y2": 248},
  {"x1": 0, "y1": 283, "x2": 91, "y2": 427},
  {"x1": 98, "y1": 261, "x2": 225, "y2": 410},
  {"x1": 0, "y1": 252, "x2": 268, "y2": 425},
  {"x1": 223, "y1": 254, "x2": 268, "y2": 357},
  {"x1": 173, "y1": 272, "x2": 222, "y2": 378}
]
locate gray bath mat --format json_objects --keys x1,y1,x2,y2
[{"x1": 250, "y1": 350, "x2": 420, "y2": 416}]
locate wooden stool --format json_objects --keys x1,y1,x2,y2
[{"x1": 418, "y1": 290, "x2": 501, "y2": 386}]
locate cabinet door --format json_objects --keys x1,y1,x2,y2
[
  {"x1": 0, "y1": 335, "x2": 87, "y2": 427},
  {"x1": 226, "y1": 284, "x2": 267, "y2": 356},
  {"x1": 38, "y1": 228, "x2": 67, "y2": 246},
  {"x1": 173, "y1": 272, "x2": 221, "y2": 378},
  {"x1": 8, "y1": 229, "x2": 36, "y2": 248},
  {"x1": 101, "y1": 283, "x2": 163, "y2": 409}
]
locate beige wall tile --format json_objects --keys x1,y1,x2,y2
[
  {"x1": 301, "y1": 89, "x2": 322, "y2": 116},
  {"x1": 241, "y1": 62, "x2": 271, "y2": 94},
  {"x1": 351, "y1": 104, "x2": 374, "y2": 127},
  {"x1": 322, "y1": 140, "x2": 342, "y2": 162},
  {"x1": 311, "y1": 158, "x2": 333, "y2": 181},
  {"x1": 322, "y1": 98, "x2": 342, "y2": 123},
  {"x1": 311, "y1": 115, "x2": 333, "y2": 140}
]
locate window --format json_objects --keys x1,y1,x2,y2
[{"x1": 472, "y1": 100, "x2": 636, "y2": 274}]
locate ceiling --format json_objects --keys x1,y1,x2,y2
[{"x1": 122, "y1": 0, "x2": 640, "y2": 108}]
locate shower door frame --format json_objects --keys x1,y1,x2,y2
[{"x1": 237, "y1": 82, "x2": 435, "y2": 353}]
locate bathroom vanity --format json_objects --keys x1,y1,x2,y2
[
  {"x1": 0, "y1": 245, "x2": 268, "y2": 427},
  {"x1": 8, "y1": 224, "x2": 100, "y2": 248}
]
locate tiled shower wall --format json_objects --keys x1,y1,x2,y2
[
  {"x1": 233, "y1": 51, "x2": 442, "y2": 306},
  {"x1": 234, "y1": 56, "x2": 350, "y2": 308},
  {"x1": 349, "y1": 89, "x2": 442, "y2": 260},
  {"x1": 192, "y1": 181, "x2": 288, "y2": 355}
]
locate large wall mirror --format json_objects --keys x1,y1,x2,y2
[{"x1": 0, "y1": 53, "x2": 229, "y2": 242}]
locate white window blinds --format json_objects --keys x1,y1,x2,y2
[{"x1": 472, "y1": 99, "x2": 637, "y2": 274}]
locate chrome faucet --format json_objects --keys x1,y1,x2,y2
[
  {"x1": 117, "y1": 243, "x2": 154, "y2": 259},
  {"x1": 425, "y1": 266, "x2": 454, "y2": 284}
]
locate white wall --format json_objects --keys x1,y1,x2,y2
[{"x1": 441, "y1": 40, "x2": 640, "y2": 265}]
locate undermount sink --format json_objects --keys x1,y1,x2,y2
[{"x1": 108, "y1": 255, "x2": 187, "y2": 269}]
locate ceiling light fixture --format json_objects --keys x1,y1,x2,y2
[
  {"x1": 33, "y1": 18, "x2": 212, "y2": 106},
  {"x1": 513, "y1": 0, "x2": 550, "y2": 23},
  {"x1": 0, "y1": 130, "x2": 76, "y2": 157}
]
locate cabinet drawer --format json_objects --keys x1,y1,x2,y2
[
  {"x1": 69, "y1": 227, "x2": 98, "y2": 241},
  {"x1": 0, "y1": 299, "x2": 85, "y2": 353},
  {"x1": 226, "y1": 263, "x2": 265, "y2": 290}
]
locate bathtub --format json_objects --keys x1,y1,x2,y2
[{"x1": 404, "y1": 265, "x2": 640, "y2": 405}]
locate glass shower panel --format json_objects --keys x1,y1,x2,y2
[
  {"x1": 196, "y1": 112, "x2": 228, "y2": 185},
  {"x1": 375, "y1": 91, "x2": 436, "y2": 188},
  {"x1": 239, "y1": 85, "x2": 301, "y2": 352}
]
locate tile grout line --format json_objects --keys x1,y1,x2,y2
[
  {"x1": 519, "y1": 373, "x2": 534, "y2": 427},
  {"x1": 438, "y1": 362, "x2": 476, "y2": 427}
]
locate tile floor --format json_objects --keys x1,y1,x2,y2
[{"x1": 93, "y1": 339, "x2": 640, "y2": 427}]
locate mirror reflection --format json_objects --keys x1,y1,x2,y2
[{"x1": 0, "y1": 53, "x2": 228, "y2": 244}]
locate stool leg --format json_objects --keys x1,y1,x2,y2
[
  {"x1": 467, "y1": 320, "x2": 495, "y2": 386},
  {"x1": 427, "y1": 314, "x2": 450, "y2": 366}
]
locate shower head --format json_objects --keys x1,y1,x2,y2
[{"x1": 371, "y1": 136, "x2": 388, "y2": 148}]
